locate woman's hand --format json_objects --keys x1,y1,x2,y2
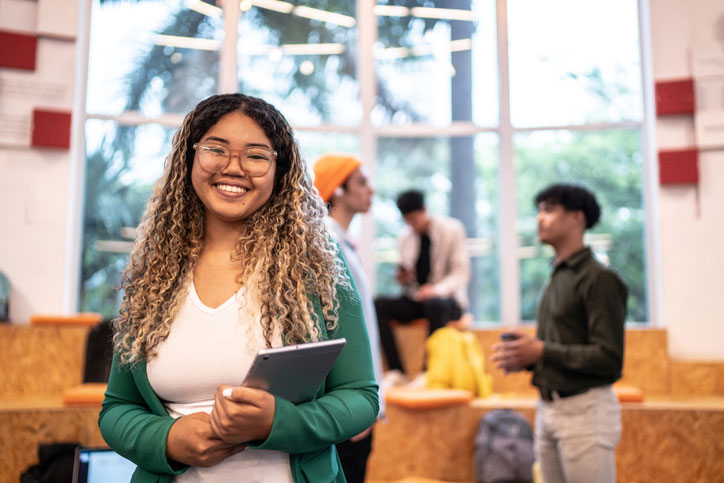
[
  {"x1": 210, "y1": 385, "x2": 276, "y2": 444},
  {"x1": 166, "y1": 412, "x2": 246, "y2": 467}
]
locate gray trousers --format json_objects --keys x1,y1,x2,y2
[{"x1": 535, "y1": 385, "x2": 621, "y2": 483}]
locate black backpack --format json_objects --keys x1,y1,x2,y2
[
  {"x1": 474, "y1": 409, "x2": 534, "y2": 483},
  {"x1": 19, "y1": 443, "x2": 78, "y2": 483}
]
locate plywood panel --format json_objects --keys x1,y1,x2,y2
[
  {"x1": 368, "y1": 399, "x2": 724, "y2": 483},
  {"x1": 368, "y1": 402, "x2": 536, "y2": 482},
  {"x1": 670, "y1": 361, "x2": 724, "y2": 397},
  {"x1": 620, "y1": 328, "x2": 671, "y2": 395},
  {"x1": 0, "y1": 325, "x2": 88, "y2": 399},
  {"x1": 617, "y1": 407, "x2": 724, "y2": 482},
  {"x1": 0, "y1": 405, "x2": 104, "y2": 483}
]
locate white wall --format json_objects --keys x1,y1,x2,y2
[
  {"x1": 650, "y1": 0, "x2": 724, "y2": 360},
  {"x1": 0, "y1": 0, "x2": 722, "y2": 360},
  {"x1": 0, "y1": 0, "x2": 78, "y2": 323}
]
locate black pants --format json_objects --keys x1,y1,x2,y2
[
  {"x1": 375, "y1": 295, "x2": 462, "y2": 372},
  {"x1": 336, "y1": 429, "x2": 373, "y2": 483}
]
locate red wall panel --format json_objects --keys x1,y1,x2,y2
[
  {"x1": 655, "y1": 79, "x2": 695, "y2": 116},
  {"x1": 0, "y1": 30, "x2": 37, "y2": 71},
  {"x1": 31, "y1": 109, "x2": 72, "y2": 149},
  {"x1": 658, "y1": 149, "x2": 699, "y2": 184}
]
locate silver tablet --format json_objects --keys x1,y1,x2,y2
[{"x1": 242, "y1": 338, "x2": 346, "y2": 403}]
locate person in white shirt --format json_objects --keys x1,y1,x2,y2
[
  {"x1": 313, "y1": 153, "x2": 385, "y2": 483},
  {"x1": 375, "y1": 190, "x2": 471, "y2": 377},
  {"x1": 98, "y1": 95, "x2": 378, "y2": 483}
]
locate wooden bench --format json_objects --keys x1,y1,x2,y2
[
  {"x1": 368, "y1": 327, "x2": 724, "y2": 482},
  {"x1": 0, "y1": 324, "x2": 105, "y2": 483}
]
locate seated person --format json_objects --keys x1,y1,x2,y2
[{"x1": 375, "y1": 190, "x2": 471, "y2": 377}]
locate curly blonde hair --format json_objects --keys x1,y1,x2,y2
[{"x1": 114, "y1": 94, "x2": 347, "y2": 365}]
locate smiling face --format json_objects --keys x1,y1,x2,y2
[{"x1": 191, "y1": 111, "x2": 276, "y2": 228}]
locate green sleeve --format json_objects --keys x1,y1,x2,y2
[
  {"x1": 251, "y1": 260, "x2": 380, "y2": 453},
  {"x1": 98, "y1": 354, "x2": 187, "y2": 476}
]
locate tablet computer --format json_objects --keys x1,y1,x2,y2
[{"x1": 242, "y1": 338, "x2": 346, "y2": 403}]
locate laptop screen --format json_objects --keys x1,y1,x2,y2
[{"x1": 73, "y1": 447, "x2": 136, "y2": 483}]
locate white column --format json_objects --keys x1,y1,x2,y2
[
  {"x1": 496, "y1": 0, "x2": 520, "y2": 326},
  {"x1": 357, "y1": 0, "x2": 379, "y2": 293},
  {"x1": 63, "y1": 0, "x2": 93, "y2": 313},
  {"x1": 219, "y1": 0, "x2": 239, "y2": 94},
  {"x1": 638, "y1": 0, "x2": 663, "y2": 326}
]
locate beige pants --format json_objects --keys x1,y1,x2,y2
[{"x1": 535, "y1": 385, "x2": 621, "y2": 483}]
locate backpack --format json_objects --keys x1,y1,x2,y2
[
  {"x1": 474, "y1": 409, "x2": 534, "y2": 483},
  {"x1": 425, "y1": 327, "x2": 493, "y2": 398},
  {"x1": 19, "y1": 443, "x2": 78, "y2": 483}
]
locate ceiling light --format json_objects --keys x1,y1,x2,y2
[
  {"x1": 450, "y1": 38, "x2": 472, "y2": 52},
  {"x1": 155, "y1": 34, "x2": 220, "y2": 51},
  {"x1": 241, "y1": 43, "x2": 346, "y2": 56},
  {"x1": 374, "y1": 47, "x2": 410, "y2": 60},
  {"x1": 373, "y1": 5, "x2": 409, "y2": 17},
  {"x1": 410, "y1": 7, "x2": 474, "y2": 21},
  {"x1": 186, "y1": 0, "x2": 222, "y2": 18},
  {"x1": 410, "y1": 44, "x2": 434, "y2": 57},
  {"x1": 250, "y1": 0, "x2": 293, "y2": 14},
  {"x1": 282, "y1": 43, "x2": 345, "y2": 55},
  {"x1": 268, "y1": 48, "x2": 283, "y2": 61},
  {"x1": 293, "y1": 6, "x2": 356, "y2": 28},
  {"x1": 299, "y1": 60, "x2": 315, "y2": 75}
]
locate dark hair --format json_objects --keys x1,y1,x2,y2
[
  {"x1": 534, "y1": 183, "x2": 601, "y2": 229},
  {"x1": 396, "y1": 190, "x2": 425, "y2": 215},
  {"x1": 183, "y1": 93, "x2": 293, "y2": 187}
]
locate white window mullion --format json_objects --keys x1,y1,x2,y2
[
  {"x1": 64, "y1": 0, "x2": 93, "y2": 313},
  {"x1": 496, "y1": 0, "x2": 520, "y2": 326},
  {"x1": 637, "y1": 0, "x2": 662, "y2": 326},
  {"x1": 220, "y1": 0, "x2": 240, "y2": 94},
  {"x1": 357, "y1": 0, "x2": 378, "y2": 294}
]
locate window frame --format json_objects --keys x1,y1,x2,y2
[{"x1": 66, "y1": 0, "x2": 661, "y2": 325}]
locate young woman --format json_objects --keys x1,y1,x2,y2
[{"x1": 98, "y1": 93, "x2": 379, "y2": 483}]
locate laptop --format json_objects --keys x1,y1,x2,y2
[{"x1": 72, "y1": 446, "x2": 136, "y2": 483}]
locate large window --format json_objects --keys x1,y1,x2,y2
[{"x1": 76, "y1": 0, "x2": 651, "y2": 324}]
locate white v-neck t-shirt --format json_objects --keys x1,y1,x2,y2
[{"x1": 146, "y1": 282, "x2": 293, "y2": 483}]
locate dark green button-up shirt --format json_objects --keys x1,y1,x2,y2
[{"x1": 532, "y1": 247, "x2": 628, "y2": 392}]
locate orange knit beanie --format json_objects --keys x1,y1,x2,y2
[{"x1": 313, "y1": 154, "x2": 362, "y2": 202}]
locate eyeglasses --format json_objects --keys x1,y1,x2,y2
[{"x1": 192, "y1": 142, "x2": 277, "y2": 177}]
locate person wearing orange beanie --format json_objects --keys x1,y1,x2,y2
[
  {"x1": 313, "y1": 154, "x2": 382, "y2": 483},
  {"x1": 313, "y1": 154, "x2": 362, "y2": 203}
]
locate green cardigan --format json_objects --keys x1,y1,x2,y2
[{"x1": 98, "y1": 263, "x2": 379, "y2": 483}]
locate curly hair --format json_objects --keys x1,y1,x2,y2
[
  {"x1": 534, "y1": 183, "x2": 601, "y2": 229},
  {"x1": 114, "y1": 93, "x2": 347, "y2": 365}
]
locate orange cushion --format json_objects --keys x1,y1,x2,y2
[
  {"x1": 30, "y1": 313, "x2": 102, "y2": 326},
  {"x1": 613, "y1": 382, "x2": 644, "y2": 402},
  {"x1": 385, "y1": 387, "x2": 474, "y2": 409},
  {"x1": 62, "y1": 383, "x2": 107, "y2": 406}
]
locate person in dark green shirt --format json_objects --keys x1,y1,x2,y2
[{"x1": 493, "y1": 183, "x2": 627, "y2": 483}]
